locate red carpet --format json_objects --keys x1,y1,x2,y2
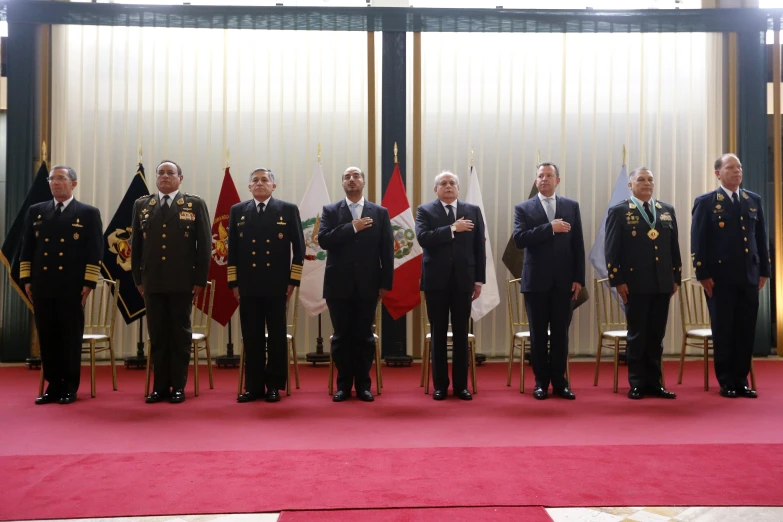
[
  {"x1": 278, "y1": 507, "x2": 553, "y2": 521},
  {"x1": 0, "y1": 360, "x2": 781, "y2": 520}
]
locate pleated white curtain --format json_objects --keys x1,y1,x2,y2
[
  {"x1": 51, "y1": 25, "x2": 369, "y2": 359},
  {"x1": 419, "y1": 32, "x2": 724, "y2": 357}
]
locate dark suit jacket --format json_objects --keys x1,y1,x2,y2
[
  {"x1": 605, "y1": 199, "x2": 682, "y2": 294},
  {"x1": 20, "y1": 199, "x2": 103, "y2": 298},
  {"x1": 415, "y1": 199, "x2": 486, "y2": 293},
  {"x1": 513, "y1": 195, "x2": 585, "y2": 293},
  {"x1": 227, "y1": 197, "x2": 305, "y2": 297},
  {"x1": 691, "y1": 187, "x2": 770, "y2": 286},
  {"x1": 319, "y1": 199, "x2": 394, "y2": 300},
  {"x1": 131, "y1": 192, "x2": 211, "y2": 294}
]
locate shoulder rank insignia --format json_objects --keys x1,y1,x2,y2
[
  {"x1": 655, "y1": 202, "x2": 662, "y2": 209},
  {"x1": 149, "y1": 198, "x2": 157, "y2": 206},
  {"x1": 716, "y1": 192, "x2": 725, "y2": 201},
  {"x1": 742, "y1": 191, "x2": 750, "y2": 200},
  {"x1": 184, "y1": 193, "x2": 202, "y2": 199},
  {"x1": 629, "y1": 203, "x2": 637, "y2": 209}
]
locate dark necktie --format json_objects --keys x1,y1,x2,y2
[
  {"x1": 446, "y1": 204, "x2": 455, "y2": 224},
  {"x1": 162, "y1": 195, "x2": 170, "y2": 208},
  {"x1": 55, "y1": 202, "x2": 64, "y2": 214},
  {"x1": 257, "y1": 202, "x2": 265, "y2": 215},
  {"x1": 643, "y1": 201, "x2": 654, "y2": 222},
  {"x1": 732, "y1": 192, "x2": 739, "y2": 206}
]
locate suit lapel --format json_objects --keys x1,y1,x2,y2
[
  {"x1": 530, "y1": 195, "x2": 548, "y2": 223},
  {"x1": 340, "y1": 200, "x2": 354, "y2": 224},
  {"x1": 147, "y1": 194, "x2": 165, "y2": 225}
]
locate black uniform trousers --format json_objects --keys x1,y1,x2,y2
[
  {"x1": 240, "y1": 295, "x2": 288, "y2": 393},
  {"x1": 523, "y1": 289, "x2": 572, "y2": 390},
  {"x1": 425, "y1": 270, "x2": 472, "y2": 392},
  {"x1": 327, "y1": 289, "x2": 377, "y2": 393},
  {"x1": 145, "y1": 292, "x2": 193, "y2": 393},
  {"x1": 34, "y1": 294, "x2": 84, "y2": 396},
  {"x1": 706, "y1": 282, "x2": 758, "y2": 390},
  {"x1": 625, "y1": 293, "x2": 670, "y2": 390}
]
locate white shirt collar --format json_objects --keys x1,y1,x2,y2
[
  {"x1": 159, "y1": 189, "x2": 179, "y2": 202},
  {"x1": 254, "y1": 195, "x2": 272, "y2": 207},
  {"x1": 346, "y1": 196, "x2": 365, "y2": 207},
  {"x1": 439, "y1": 199, "x2": 457, "y2": 210},
  {"x1": 537, "y1": 192, "x2": 556, "y2": 203},
  {"x1": 53, "y1": 196, "x2": 74, "y2": 210},
  {"x1": 720, "y1": 185, "x2": 739, "y2": 200}
]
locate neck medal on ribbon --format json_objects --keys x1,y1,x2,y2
[{"x1": 630, "y1": 196, "x2": 658, "y2": 240}]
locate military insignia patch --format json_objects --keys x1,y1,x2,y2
[
  {"x1": 655, "y1": 202, "x2": 662, "y2": 209},
  {"x1": 149, "y1": 199, "x2": 157, "y2": 206},
  {"x1": 73, "y1": 233, "x2": 79, "y2": 240},
  {"x1": 177, "y1": 198, "x2": 185, "y2": 206},
  {"x1": 742, "y1": 192, "x2": 749, "y2": 200},
  {"x1": 278, "y1": 233, "x2": 284, "y2": 239},
  {"x1": 716, "y1": 192, "x2": 725, "y2": 201},
  {"x1": 629, "y1": 203, "x2": 637, "y2": 209},
  {"x1": 719, "y1": 222, "x2": 725, "y2": 228}
]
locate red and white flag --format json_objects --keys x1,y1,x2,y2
[
  {"x1": 381, "y1": 164, "x2": 422, "y2": 319},
  {"x1": 199, "y1": 168, "x2": 241, "y2": 326}
]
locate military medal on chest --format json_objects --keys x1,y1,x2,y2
[{"x1": 629, "y1": 196, "x2": 659, "y2": 241}]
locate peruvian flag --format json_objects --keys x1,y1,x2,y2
[
  {"x1": 381, "y1": 164, "x2": 422, "y2": 319},
  {"x1": 199, "y1": 168, "x2": 241, "y2": 326}
]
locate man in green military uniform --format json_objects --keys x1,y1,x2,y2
[
  {"x1": 228, "y1": 168, "x2": 305, "y2": 403},
  {"x1": 21, "y1": 165, "x2": 103, "y2": 405},
  {"x1": 605, "y1": 167, "x2": 681, "y2": 400},
  {"x1": 132, "y1": 160, "x2": 211, "y2": 404}
]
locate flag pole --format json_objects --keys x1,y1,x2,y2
[
  {"x1": 25, "y1": 141, "x2": 48, "y2": 370},
  {"x1": 467, "y1": 150, "x2": 485, "y2": 366},
  {"x1": 306, "y1": 144, "x2": 330, "y2": 364},
  {"x1": 126, "y1": 146, "x2": 149, "y2": 369},
  {"x1": 216, "y1": 149, "x2": 240, "y2": 368}
]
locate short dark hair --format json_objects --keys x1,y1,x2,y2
[
  {"x1": 629, "y1": 167, "x2": 652, "y2": 181},
  {"x1": 157, "y1": 160, "x2": 182, "y2": 176},
  {"x1": 714, "y1": 153, "x2": 740, "y2": 171},
  {"x1": 50, "y1": 165, "x2": 77, "y2": 182},
  {"x1": 537, "y1": 161, "x2": 560, "y2": 178}
]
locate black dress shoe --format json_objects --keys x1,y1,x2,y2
[
  {"x1": 432, "y1": 389, "x2": 447, "y2": 401},
  {"x1": 332, "y1": 390, "x2": 350, "y2": 402},
  {"x1": 719, "y1": 386, "x2": 737, "y2": 398},
  {"x1": 553, "y1": 387, "x2": 576, "y2": 400},
  {"x1": 648, "y1": 386, "x2": 676, "y2": 399},
  {"x1": 237, "y1": 392, "x2": 258, "y2": 403},
  {"x1": 627, "y1": 387, "x2": 643, "y2": 400},
  {"x1": 169, "y1": 389, "x2": 186, "y2": 403},
  {"x1": 58, "y1": 393, "x2": 77, "y2": 404},
  {"x1": 357, "y1": 390, "x2": 374, "y2": 402},
  {"x1": 532, "y1": 386, "x2": 548, "y2": 400},
  {"x1": 35, "y1": 393, "x2": 57, "y2": 405},
  {"x1": 737, "y1": 386, "x2": 758, "y2": 398},
  {"x1": 145, "y1": 391, "x2": 168, "y2": 404},
  {"x1": 265, "y1": 389, "x2": 281, "y2": 403},
  {"x1": 455, "y1": 389, "x2": 472, "y2": 401}
]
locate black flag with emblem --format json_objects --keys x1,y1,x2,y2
[
  {"x1": 0, "y1": 161, "x2": 52, "y2": 310},
  {"x1": 101, "y1": 164, "x2": 149, "y2": 324}
]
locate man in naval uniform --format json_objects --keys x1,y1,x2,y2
[
  {"x1": 605, "y1": 167, "x2": 681, "y2": 400},
  {"x1": 132, "y1": 160, "x2": 211, "y2": 404},
  {"x1": 228, "y1": 168, "x2": 305, "y2": 403},
  {"x1": 22, "y1": 165, "x2": 103, "y2": 405}
]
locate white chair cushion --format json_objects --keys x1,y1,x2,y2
[
  {"x1": 425, "y1": 332, "x2": 476, "y2": 340},
  {"x1": 192, "y1": 333, "x2": 206, "y2": 341},
  {"x1": 265, "y1": 333, "x2": 294, "y2": 340},
  {"x1": 602, "y1": 330, "x2": 628, "y2": 338},
  {"x1": 514, "y1": 331, "x2": 531, "y2": 339},
  {"x1": 687, "y1": 329, "x2": 712, "y2": 339},
  {"x1": 82, "y1": 334, "x2": 109, "y2": 341}
]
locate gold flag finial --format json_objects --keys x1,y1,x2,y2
[
  {"x1": 470, "y1": 149, "x2": 474, "y2": 168},
  {"x1": 536, "y1": 150, "x2": 541, "y2": 165},
  {"x1": 622, "y1": 144, "x2": 627, "y2": 166},
  {"x1": 318, "y1": 143, "x2": 322, "y2": 164},
  {"x1": 138, "y1": 146, "x2": 143, "y2": 164},
  {"x1": 394, "y1": 142, "x2": 399, "y2": 164},
  {"x1": 42, "y1": 142, "x2": 47, "y2": 163},
  {"x1": 225, "y1": 148, "x2": 231, "y2": 169}
]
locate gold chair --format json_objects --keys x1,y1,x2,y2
[
  {"x1": 677, "y1": 277, "x2": 756, "y2": 391},
  {"x1": 328, "y1": 301, "x2": 383, "y2": 396},
  {"x1": 420, "y1": 291, "x2": 478, "y2": 395},
  {"x1": 237, "y1": 286, "x2": 302, "y2": 397},
  {"x1": 593, "y1": 277, "x2": 628, "y2": 393},
  {"x1": 505, "y1": 278, "x2": 570, "y2": 393},
  {"x1": 145, "y1": 280, "x2": 215, "y2": 397},
  {"x1": 38, "y1": 278, "x2": 120, "y2": 398}
]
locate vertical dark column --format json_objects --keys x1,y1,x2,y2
[
  {"x1": 380, "y1": 31, "x2": 411, "y2": 365},
  {"x1": 737, "y1": 30, "x2": 772, "y2": 355},
  {"x1": 2, "y1": 23, "x2": 39, "y2": 362}
]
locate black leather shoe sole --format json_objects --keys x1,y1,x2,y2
[
  {"x1": 627, "y1": 388, "x2": 643, "y2": 400},
  {"x1": 455, "y1": 390, "x2": 472, "y2": 401},
  {"x1": 237, "y1": 393, "x2": 258, "y2": 403},
  {"x1": 532, "y1": 388, "x2": 548, "y2": 400},
  {"x1": 169, "y1": 391, "x2": 186, "y2": 404},
  {"x1": 332, "y1": 391, "x2": 349, "y2": 402},
  {"x1": 432, "y1": 390, "x2": 447, "y2": 401},
  {"x1": 719, "y1": 388, "x2": 738, "y2": 399},
  {"x1": 357, "y1": 391, "x2": 374, "y2": 402},
  {"x1": 35, "y1": 394, "x2": 57, "y2": 405},
  {"x1": 58, "y1": 394, "x2": 77, "y2": 405},
  {"x1": 738, "y1": 388, "x2": 758, "y2": 398},
  {"x1": 265, "y1": 391, "x2": 281, "y2": 403}
]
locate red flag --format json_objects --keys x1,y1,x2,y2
[
  {"x1": 200, "y1": 168, "x2": 241, "y2": 326},
  {"x1": 381, "y1": 165, "x2": 422, "y2": 319}
]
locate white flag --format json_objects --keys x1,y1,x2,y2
[
  {"x1": 298, "y1": 165, "x2": 331, "y2": 316},
  {"x1": 589, "y1": 165, "x2": 630, "y2": 280},
  {"x1": 465, "y1": 166, "x2": 500, "y2": 321}
]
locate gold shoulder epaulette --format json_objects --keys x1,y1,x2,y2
[
  {"x1": 184, "y1": 193, "x2": 201, "y2": 199},
  {"x1": 136, "y1": 194, "x2": 152, "y2": 201}
]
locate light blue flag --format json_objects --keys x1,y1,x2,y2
[{"x1": 589, "y1": 165, "x2": 630, "y2": 280}]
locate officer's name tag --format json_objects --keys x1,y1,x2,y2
[
  {"x1": 277, "y1": 221, "x2": 287, "y2": 226},
  {"x1": 72, "y1": 222, "x2": 83, "y2": 228},
  {"x1": 179, "y1": 212, "x2": 196, "y2": 221}
]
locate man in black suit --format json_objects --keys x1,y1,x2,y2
[
  {"x1": 416, "y1": 171, "x2": 486, "y2": 401},
  {"x1": 21, "y1": 166, "x2": 103, "y2": 405},
  {"x1": 319, "y1": 166, "x2": 394, "y2": 403},
  {"x1": 228, "y1": 168, "x2": 305, "y2": 403},
  {"x1": 691, "y1": 153, "x2": 770, "y2": 399},
  {"x1": 132, "y1": 160, "x2": 211, "y2": 404},
  {"x1": 513, "y1": 162, "x2": 584, "y2": 400},
  {"x1": 605, "y1": 167, "x2": 681, "y2": 400}
]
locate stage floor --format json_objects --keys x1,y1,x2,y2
[{"x1": 1, "y1": 360, "x2": 781, "y2": 521}]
